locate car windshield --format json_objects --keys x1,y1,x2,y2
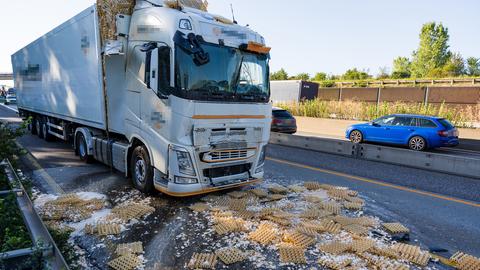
[
  {"x1": 7, "y1": 89, "x2": 15, "y2": 95},
  {"x1": 273, "y1": 110, "x2": 292, "y2": 118},
  {"x1": 174, "y1": 42, "x2": 269, "y2": 103}
]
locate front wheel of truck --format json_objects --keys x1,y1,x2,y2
[{"x1": 130, "y1": 145, "x2": 154, "y2": 194}]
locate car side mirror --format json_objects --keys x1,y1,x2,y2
[{"x1": 372, "y1": 122, "x2": 380, "y2": 127}]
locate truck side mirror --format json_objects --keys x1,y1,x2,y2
[{"x1": 149, "y1": 48, "x2": 159, "y2": 94}]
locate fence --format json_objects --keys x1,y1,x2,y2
[
  {"x1": 317, "y1": 86, "x2": 480, "y2": 106},
  {"x1": 333, "y1": 78, "x2": 480, "y2": 88}
]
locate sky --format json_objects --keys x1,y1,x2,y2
[{"x1": 0, "y1": 0, "x2": 479, "y2": 84}]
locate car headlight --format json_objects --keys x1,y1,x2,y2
[
  {"x1": 257, "y1": 146, "x2": 266, "y2": 167},
  {"x1": 175, "y1": 150, "x2": 196, "y2": 176}
]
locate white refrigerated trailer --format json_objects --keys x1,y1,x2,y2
[{"x1": 12, "y1": 0, "x2": 272, "y2": 196}]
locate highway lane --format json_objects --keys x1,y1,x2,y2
[
  {"x1": 1, "y1": 103, "x2": 480, "y2": 267},
  {"x1": 297, "y1": 130, "x2": 480, "y2": 159}
]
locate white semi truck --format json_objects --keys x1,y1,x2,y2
[{"x1": 12, "y1": 0, "x2": 272, "y2": 196}]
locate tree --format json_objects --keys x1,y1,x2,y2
[
  {"x1": 377, "y1": 67, "x2": 390, "y2": 79},
  {"x1": 411, "y1": 22, "x2": 451, "y2": 77},
  {"x1": 442, "y1": 52, "x2": 465, "y2": 77},
  {"x1": 313, "y1": 72, "x2": 327, "y2": 81},
  {"x1": 291, "y1": 73, "x2": 310, "y2": 81},
  {"x1": 342, "y1": 68, "x2": 371, "y2": 80},
  {"x1": 391, "y1": 57, "x2": 411, "y2": 78},
  {"x1": 466, "y1": 57, "x2": 480, "y2": 76},
  {"x1": 270, "y1": 68, "x2": 288, "y2": 80}
]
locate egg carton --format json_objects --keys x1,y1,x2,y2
[
  {"x1": 248, "y1": 222, "x2": 278, "y2": 245},
  {"x1": 317, "y1": 241, "x2": 351, "y2": 255},
  {"x1": 116, "y1": 242, "x2": 143, "y2": 256},
  {"x1": 450, "y1": 251, "x2": 480, "y2": 270},
  {"x1": 392, "y1": 243, "x2": 430, "y2": 266},
  {"x1": 282, "y1": 231, "x2": 316, "y2": 248},
  {"x1": 187, "y1": 253, "x2": 217, "y2": 269},
  {"x1": 278, "y1": 244, "x2": 306, "y2": 264},
  {"x1": 189, "y1": 202, "x2": 210, "y2": 212},
  {"x1": 318, "y1": 257, "x2": 352, "y2": 270},
  {"x1": 97, "y1": 223, "x2": 122, "y2": 236},
  {"x1": 382, "y1": 222, "x2": 410, "y2": 234},
  {"x1": 215, "y1": 248, "x2": 247, "y2": 265},
  {"x1": 107, "y1": 253, "x2": 141, "y2": 270},
  {"x1": 303, "y1": 181, "x2": 323, "y2": 190}
]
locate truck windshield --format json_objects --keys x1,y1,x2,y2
[{"x1": 174, "y1": 42, "x2": 269, "y2": 103}]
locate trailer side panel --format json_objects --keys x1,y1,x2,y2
[{"x1": 11, "y1": 6, "x2": 106, "y2": 130}]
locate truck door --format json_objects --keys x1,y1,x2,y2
[{"x1": 125, "y1": 45, "x2": 149, "y2": 129}]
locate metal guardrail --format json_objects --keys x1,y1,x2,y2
[
  {"x1": 0, "y1": 73, "x2": 13, "y2": 80},
  {"x1": 0, "y1": 159, "x2": 69, "y2": 269},
  {"x1": 269, "y1": 132, "x2": 480, "y2": 179}
]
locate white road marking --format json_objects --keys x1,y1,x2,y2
[{"x1": 0, "y1": 103, "x2": 19, "y2": 113}]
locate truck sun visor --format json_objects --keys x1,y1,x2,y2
[{"x1": 174, "y1": 31, "x2": 210, "y2": 66}]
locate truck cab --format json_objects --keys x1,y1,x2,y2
[
  {"x1": 102, "y1": 1, "x2": 272, "y2": 196},
  {"x1": 12, "y1": 0, "x2": 272, "y2": 197}
]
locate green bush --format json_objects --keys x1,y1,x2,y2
[
  {"x1": 320, "y1": 80, "x2": 336, "y2": 87},
  {"x1": 276, "y1": 100, "x2": 479, "y2": 127},
  {"x1": 0, "y1": 120, "x2": 28, "y2": 165}
]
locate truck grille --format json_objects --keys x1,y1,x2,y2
[
  {"x1": 204, "y1": 164, "x2": 251, "y2": 179},
  {"x1": 201, "y1": 148, "x2": 256, "y2": 163}
]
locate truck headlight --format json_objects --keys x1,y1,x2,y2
[
  {"x1": 257, "y1": 146, "x2": 266, "y2": 167},
  {"x1": 176, "y1": 150, "x2": 196, "y2": 176}
]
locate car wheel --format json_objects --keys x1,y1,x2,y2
[
  {"x1": 76, "y1": 133, "x2": 93, "y2": 163},
  {"x1": 409, "y1": 136, "x2": 426, "y2": 151},
  {"x1": 349, "y1": 130, "x2": 363, "y2": 143},
  {"x1": 130, "y1": 145, "x2": 154, "y2": 194},
  {"x1": 36, "y1": 119, "x2": 44, "y2": 139}
]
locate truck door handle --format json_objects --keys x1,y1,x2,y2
[{"x1": 409, "y1": 129, "x2": 415, "y2": 131}]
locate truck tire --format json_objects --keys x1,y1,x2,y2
[
  {"x1": 76, "y1": 133, "x2": 93, "y2": 163},
  {"x1": 42, "y1": 122, "x2": 54, "y2": 142},
  {"x1": 130, "y1": 145, "x2": 154, "y2": 194},
  {"x1": 28, "y1": 117, "x2": 38, "y2": 135},
  {"x1": 36, "y1": 118, "x2": 44, "y2": 139}
]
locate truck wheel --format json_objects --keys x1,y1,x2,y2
[
  {"x1": 130, "y1": 145, "x2": 154, "y2": 194},
  {"x1": 29, "y1": 117, "x2": 38, "y2": 135},
  {"x1": 42, "y1": 122, "x2": 54, "y2": 142},
  {"x1": 36, "y1": 119, "x2": 44, "y2": 139},
  {"x1": 76, "y1": 133, "x2": 93, "y2": 163}
]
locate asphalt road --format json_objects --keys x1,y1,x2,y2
[
  {"x1": 297, "y1": 130, "x2": 480, "y2": 159},
  {"x1": 1, "y1": 104, "x2": 480, "y2": 269}
]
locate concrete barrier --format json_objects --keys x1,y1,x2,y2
[
  {"x1": 269, "y1": 132, "x2": 357, "y2": 157},
  {"x1": 269, "y1": 133, "x2": 480, "y2": 179}
]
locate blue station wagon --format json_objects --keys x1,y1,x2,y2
[{"x1": 346, "y1": 114, "x2": 459, "y2": 151}]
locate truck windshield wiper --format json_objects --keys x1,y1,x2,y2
[{"x1": 232, "y1": 56, "x2": 244, "y2": 97}]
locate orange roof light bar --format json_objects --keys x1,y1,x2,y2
[{"x1": 244, "y1": 42, "x2": 271, "y2": 54}]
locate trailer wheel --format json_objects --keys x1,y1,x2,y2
[
  {"x1": 28, "y1": 117, "x2": 38, "y2": 135},
  {"x1": 42, "y1": 122, "x2": 54, "y2": 142},
  {"x1": 76, "y1": 133, "x2": 93, "y2": 163},
  {"x1": 36, "y1": 118, "x2": 44, "y2": 139},
  {"x1": 130, "y1": 145, "x2": 154, "y2": 194}
]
